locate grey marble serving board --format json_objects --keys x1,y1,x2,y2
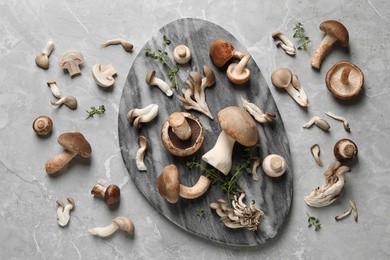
[{"x1": 118, "y1": 18, "x2": 292, "y2": 246}]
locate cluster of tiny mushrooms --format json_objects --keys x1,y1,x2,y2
[
  {"x1": 34, "y1": 38, "x2": 136, "y2": 236},
  {"x1": 34, "y1": 19, "x2": 363, "y2": 235}
]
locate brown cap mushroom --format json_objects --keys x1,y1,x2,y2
[
  {"x1": 161, "y1": 112, "x2": 204, "y2": 157},
  {"x1": 202, "y1": 106, "x2": 258, "y2": 175},
  {"x1": 45, "y1": 132, "x2": 92, "y2": 174},
  {"x1": 310, "y1": 20, "x2": 349, "y2": 69},
  {"x1": 32, "y1": 115, "x2": 53, "y2": 136},
  {"x1": 91, "y1": 183, "x2": 121, "y2": 206},
  {"x1": 325, "y1": 61, "x2": 364, "y2": 100},
  {"x1": 58, "y1": 50, "x2": 84, "y2": 77},
  {"x1": 209, "y1": 39, "x2": 245, "y2": 67},
  {"x1": 226, "y1": 54, "x2": 251, "y2": 84},
  {"x1": 334, "y1": 138, "x2": 358, "y2": 162}
]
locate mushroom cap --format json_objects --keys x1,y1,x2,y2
[
  {"x1": 218, "y1": 106, "x2": 258, "y2": 146},
  {"x1": 262, "y1": 154, "x2": 287, "y2": 177},
  {"x1": 161, "y1": 112, "x2": 204, "y2": 157},
  {"x1": 320, "y1": 20, "x2": 349, "y2": 46},
  {"x1": 271, "y1": 68, "x2": 293, "y2": 89},
  {"x1": 334, "y1": 138, "x2": 358, "y2": 162},
  {"x1": 92, "y1": 63, "x2": 117, "y2": 88},
  {"x1": 104, "y1": 185, "x2": 121, "y2": 206},
  {"x1": 32, "y1": 115, "x2": 53, "y2": 136},
  {"x1": 156, "y1": 164, "x2": 180, "y2": 203},
  {"x1": 57, "y1": 132, "x2": 91, "y2": 158},
  {"x1": 227, "y1": 63, "x2": 251, "y2": 84},
  {"x1": 112, "y1": 216, "x2": 135, "y2": 235},
  {"x1": 326, "y1": 61, "x2": 364, "y2": 100},
  {"x1": 145, "y1": 70, "x2": 156, "y2": 85},
  {"x1": 58, "y1": 50, "x2": 84, "y2": 67},
  {"x1": 209, "y1": 39, "x2": 241, "y2": 67}
]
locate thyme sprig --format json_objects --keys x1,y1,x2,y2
[
  {"x1": 196, "y1": 207, "x2": 205, "y2": 223},
  {"x1": 86, "y1": 105, "x2": 106, "y2": 120},
  {"x1": 145, "y1": 35, "x2": 179, "y2": 89},
  {"x1": 307, "y1": 212, "x2": 321, "y2": 231},
  {"x1": 293, "y1": 22, "x2": 311, "y2": 53}
]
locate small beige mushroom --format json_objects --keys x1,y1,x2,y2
[
  {"x1": 136, "y1": 135, "x2": 148, "y2": 171},
  {"x1": 335, "y1": 200, "x2": 358, "y2": 221},
  {"x1": 145, "y1": 70, "x2": 173, "y2": 97},
  {"x1": 127, "y1": 104, "x2": 159, "y2": 128},
  {"x1": 241, "y1": 96, "x2": 275, "y2": 124},
  {"x1": 50, "y1": 96, "x2": 78, "y2": 110},
  {"x1": 302, "y1": 116, "x2": 330, "y2": 131},
  {"x1": 226, "y1": 54, "x2": 251, "y2": 84},
  {"x1": 100, "y1": 38, "x2": 134, "y2": 52},
  {"x1": 56, "y1": 197, "x2": 75, "y2": 227},
  {"x1": 173, "y1": 45, "x2": 192, "y2": 64},
  {"x1": 311, "y1": 144, "x2": 323, "y2": 167},
  {"x1": 262, "y1": 154, "x2": 287, "y2": 177},
  {"x1": 47, "y1": 81, "x2": 62, "y2": 99},
  {"x1": 91, "y1": 183, "x2": 121, "y2": 206},
  {"x1": 92, "y1": 64, "x2": 117, "y2": 88},
  {"x1": 58, "y1": 50, "x2": 84, "y2": 77},
  {"x1": 35, "y1": 40, "x2": 54, "y2": 69},
  {"x1": 325, "y1": 111, "x2": 350, "y2": 132},
  {"x1": 251, "y1": 157, "x2": 261, "y2": 181},
  {"x1": 88, "y1": 216, "x2": 135, "y2": 237},
  {"x1": 272, "y1": 31, "x2": 296, "y2": 55},
  {"x1": 32, "y1": 115, "x2": 53, "y2": 136}
]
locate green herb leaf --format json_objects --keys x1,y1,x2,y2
[
  {"x1": 306, "y1": 212, "x2": 321, "y2": 231},
  {"x1": 86, "y1": 105, "x2": 106, "y2": 120},
  {"x1": 293, "y1": 22, "x2": 311, "y2": 53}
]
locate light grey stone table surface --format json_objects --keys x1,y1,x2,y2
[{"x1": 1, "y1": 0, "x2": 389, "y2": 259}]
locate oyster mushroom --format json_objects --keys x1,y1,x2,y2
[
  {"x1": 92, "y1": 63, "x2": 117, "y2": 88},
  {"x1": 50, "y1": 96, "x2": 78, "y2": 110},
  {"x1": 127, "y1": 104, "x2": 159, "y2": 129},
  {"x1": 100, "y1": 38, "x2": 133, "y2": 52},
  {"x1": 32, "y1": 115, "x2": 53, "y2": 136},
  {"x1": 91, "y1": 183, "x2": 121, "y2": 206},
  {"x1": 335, "y1": 200, "x2": 358, "y2": 222},
  {"x1": 156, "y1": 164, "x2": 211, "y2": 203},
  {"x1": 177, "y1": 66, "x2": 215, "y2": 119},
  {"x1": 272, "y1": 31, "x2": 296, "y2": 56},
  {"x1": 161, "y1": 112, "x2": 204, "y2": 157},
  {"x1": 58, "y1": 50, "x2": 84, "y2": 77},
  {"x1": 226, "y1": 54, "x2": 251, "y2": 84},
  {"x1": 304, "y1": 161, "x2": 351, "y2": 207},
  {"x1": 136, "y1": 135, "x2": 148, "y2": 171},
  {"x1": 45, "y1": 132, "x2": 91, "y2": 174},
  {"x1": 56, "y1": 197, "x2": 75, "y2": 227},
  {"x1": 325, "y1": 111, "x2": 350, "y2": 132},
  {"x1": 35, "y1": 40, "x2": 54, "y2": 69},
  {"x1": 334, "y1": 138, "x2": 358, "y2": 162},
  {"x1": 173, "y1": 45, "x2": 192, "y2": 64},
  {"x1": 302, "y1": 116, "x2": 330, "y2": 131},
  {"x1": 209, "y1": 39, "x2": 245, "y2": 67},
  {"x1": 241, "y1": 96, "x2": 275, "y2": 124},
  {"x1": 47, "y1": 81, "x2": 62, "y2": 99},
  {"x1": 202, "y1": 106, "x2": 258, "y2": 175},
  {"x1": 145, "y1": 70, "x2": 173, "y2": 97},
  {"x1": 88, "y1": 216, "x2": 135, "y2": 237},
  {"x1": 262, "y1": 154, "x2": 287, "y2": 177},
  {"x1": 271, "y1": 68, "x2": 308, "y2": 107},
  {"x1": 310, "y1": 20, "x2": 349, "y2": 69},
  {"x1": 251, "y1": 157, "x2": 261, "y2": 181},
  {"x1": 325, "y1": 61, "x2": 364, "y2": 100},
  {"x1": 311, "y1": 144, "x2": 323, "y2": 167}
]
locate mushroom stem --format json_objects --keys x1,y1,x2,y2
[
  {"x1": 62, "y1": 60, "x2": 81, "y2": 76},
  {"x1": 179, "y1": 175, "x2": 211, "y2": 199},
  {"x1": 100, "y1": 39, "x2": 133, "y2": 52},
  {"x1": 310, "y1": 34, "x2": 337, "y2": 69},
  {"x1": 47, "y1": 81, "x2": 62, "y2": 99},
  {"x1": 202, "y1": 130, "x2": 235, "y2": 175},
  {"x1": 45, "y1": 150, "x2": 77, "y2": 174},
  {"x1": 234, "y1": 54, "x2": 251, "y2": 74},
  {"x1": 168, "y1": 112, "x2": 192, "y2": 141},
  {"x1": 88, "y1": 223, "x2": 119, "y2": 237},
  {"x1": 270, "y1": 157, "x2": 283, "y2": 172},
  {"x1": 302, "y1": 116, "x2": 330, "y2": 131},
  {"x1": 325, "y1": 111, "x2": 350, "y2": 132},
  {"x1": 340, "y1": 67, "x2": 351, "y2": 84},
  {"x1": 50, "y1": 96, "x2": 78, "y2": 110}
]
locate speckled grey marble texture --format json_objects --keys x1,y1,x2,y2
[{"x1": 1, "y1": 0, "x2": 390, "y2": 259}]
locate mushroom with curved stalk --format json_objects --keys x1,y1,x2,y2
[
  {"x1": 58, "y1": 50, "x2": 84, "y2": 77},
  {"x1": 311, "y1": 144, "x2": 323, "y2": 167},
  {"x1": 100, "y1": 39, "x2": 133, "y2": 52},
  {"x1": 262, "y1": 154, "x2": 287, "y2": 177},
  {"x1": 226, "y1": 54, "x2": 251, "y2": 84},
  {"x1": 272, "y1": 31, "x2": 296, "y2": 56},
  {"x1": 161, "y1": 112, "x2": 204, "y2": 157},
  {"x1": 156, "y1": 164, "x2": 211, "y2": 203},
  {"x1": 241, "y1": 96, "x2": 275, "y2": 124},
  {"x1": 91, "y1": 183, "x2": 121, "y2": 206},
  {"x1": 127, "y1": 104, "x2": 159, "y2": 129},
  {"x1": 325, "y1": 111, "x2": 350, "y2": 132},
  {"x1": 173, "y1": 45, "x2": 192, "y2": 64},
  {"x1": 251, "y1": 157, "x2": 261, "y2": 181},
  {"x1": 45, "y1": 132, "x2": 92, "y2": 174},
  {"x1": 325, "y1": 61, "x2": 364, "y2": 100},
  {"x1": 50, "y1": 96, "x2": 78, "y2": 110},
  {"x1": 334, "y1": 138, "x2": 358, "y2": 162},
  {"x1": 47, "y1": 81, "x2": 62, "y2": 99},
  {"x1": 145, "y1": 70, "x2": 173, "y2": 97},
  {"x1": 271, "y1": 68, "x2": 308, "y2": 107},
  {"x1": 136, "y1": 135, "x2": 148, "y2": 171},
  {"x1": 32, "y1": 115, "x2": 53, "y2": 136},
  {"x1": 35, "y1": 40, "x2": 54, "y2": 69},
  {"x1": 304, "y1": 161, "x2": 351, "y2": 207},
  {"x1": 302, "y1": 116, "x2": 330, "y2": 131},
  {"x1": 178, "y1": 65, "x2": 215, "y2": 119},
  {"x1": 56, "y1": 197, "x2": 75, "y2": 227},
  {"x1": 335, "y1": 200, "x2": 358, "y2": 222},
  {"x1": 209, "y1": 39, "x2": 245, "y2": 67},
  {"x1": 202, "y1": 106, "x2": 258, "y2": 175},
  {"x1": 310, "y1": 20, "x2": 349, "y2": 69},
  {"x1": 92, "y1": 64, "x2": 117, "y2": 88},
  {"x1": 88, "y1": 216, "x2": 135, "y2": 237}
]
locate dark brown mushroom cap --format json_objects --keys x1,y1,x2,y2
[
  {"x1": 218, "y1": 106, "x2": 258, "y2": 146},
  {"x1": 32, "y1": 115, "x2": 53, "y2": 136},
  {"x1": 156, "y1": 164, "x2": 180, "y2": 203},
  {"x1": 57, "y1": 132, "x2": 91, "y2": 158},
  {"x1": 104, "y1": 185, "x2": 121, "y2": 206},
  {"x1": 209, "y1": 39, "x2": 244, "y2": 67},
  {"x1": 145, "y1": 70, "x2": 156, "y2": 85},
  {"x1": 320, "y1": 20, "x2": 349, "y2": 46},
  {"x1": 334, "y1": 138, "x2": 358, "y2": 162},
  {"x1": 326, "y1": 61, "x2": 364, "y2": 100},
  {"x1": 161, "y1": 112, "x2": 204, "y2": 157}
]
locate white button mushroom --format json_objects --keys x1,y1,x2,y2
[
  {"x1": 58, "y1": 50, "x2": 84, "y2": 77},
  {"x1": 35, "y1": 40, "x2": 54, "y2": 69},
  {"x1": 92, "y1": 63, "x2": 117, "y2": 88},
  {"x1": 173, "y1": 45, "x2": 192, "y2": 64},
  {"x1": 262, "y1": 154, "x2": 287, "y2": 177}
]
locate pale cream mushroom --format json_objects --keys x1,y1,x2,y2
[
  {"x1": 226, "y1": 54, "x2": 251, "y2": 84},
  {"x1": 56, "y1": 197, "x2": 75, "y2": 227},
  {"x1": 136, "y1": 135, "x2": 148, "y2": 171},
  {"x1": 50, "y1": 96, "x2": 78, "y2": 110},
  {"x1": 251, "y1": 157, "x2": 261, "y2": 181},
  {"x1": 47, "y1": 81, "x2": 62, "y2": 99},
  {"x1": 272, "y1": 31, "x2": 296, "y2": 56},
  {"x1": 32, "y1": 115, "x2": 53, "y2": 136},
  {"x1": 262, "y1": 154, "x2": 287, "y2": 177},
  {"x1": 241, "y1": 96, "x2": 275, "y2": 124},
  {"x1": 145, "y1": 70, "x2": 173, "y2": 97},
  {"x1": 100, "y1": 39, "x2": 133, "y2": 52},
  {"x1": 302, "y1": 116, "x2": 330, "y2": 131},
  {"x1": 173, "y1": 45, "x2": 192, "y2": 64},
  {"x1": 335, "y1": 200, "x2": 358, "y2": 222},
  {"x1": 334, "y1": 138, "x2": 358, "y2": 162},
  {"x1": 58, "y1": 50, "x2": 84, "y2": 77},
  {"x1": 127, "y1": 104, "x2": 159, "y2": 129},
  {"x1": 325, "y1": 111, "x2": 350, "y2": 132},
  {"x1": 92, "y1": 64, "x2": 117, "y2": 88},
  {"x1": 35, "y1": 40, "x2": 54, "y2": 69},
  {"x1": 311, "y1": 144, "x2": 323, "y2": 167},
  {"x1": 156, "y1": 164, "x2": 211, "y2": 203},
  {"x1": 88, "y1": 216, "x2": 135, "y2": 237}
]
